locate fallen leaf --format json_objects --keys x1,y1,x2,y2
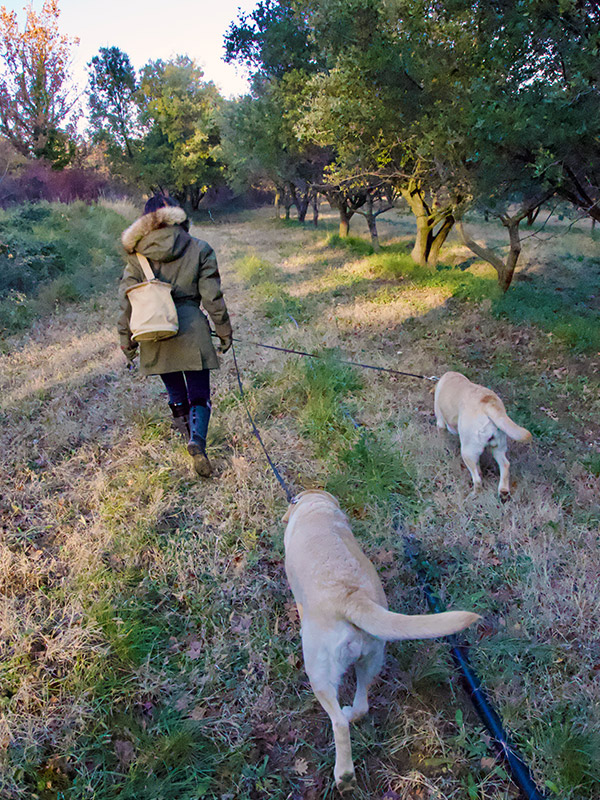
[
  {"x1": 230, "y1": 614, "x2": 252, "y2": 634},
  {"x1": 175, "y1": 694, "x2": 191, "y2": 711},
  {"x1": 372, "y1": 549, "x2": 395, "y2": 564},
  {"x1": 190, "y1": 705, "x2": 206, "y2": 720},
  {"x1": 480, "y1": 756, "x2": 497, "y2": 771},
  {"x1": 186, "y1": 640, "x2": 203, "y2": 659},
  {"x1": 294, "y1": 757, "x2": 309, "y2": 776},
  {"x1": 114, "y1": 739, "x2": 135, "y2": 768}
]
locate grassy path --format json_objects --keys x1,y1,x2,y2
[{"x1": 1, "y1": 207, "x2": 599, "y2": 799}]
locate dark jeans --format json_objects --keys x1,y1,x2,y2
[{"x1": 160, "y1": 370, "x2": 210, "y2": 407}]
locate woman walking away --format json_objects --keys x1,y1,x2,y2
[{"x1": 118, "y1": 194, "x2": 232, "y2": 477}]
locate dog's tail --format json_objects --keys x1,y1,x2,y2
[
  {"x1": 345, "y1": 595, "x2": 479, "y2": 641},
  {"x1": 484, "y1": 398, "x2": 532, "y2": 443}
]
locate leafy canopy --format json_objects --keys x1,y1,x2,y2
[{"x1": 0, "y1": 0, "x2": 79, "y2": 165}]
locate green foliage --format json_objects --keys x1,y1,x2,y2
[
  {"x1": 0, "y1": 202, "x2": 128, "y2": 336},
  {"x1": 136, "y1": 57, "x2": 223, "y2": 207},
  {"x1": 87, "y1": 46, "x2": 139, "y2": 163},
  {"x1": 219, "y1": 71, "x2": 326, "y2": 199},
  {"x1": 224, "y1": 0, "x2": 322, "y2": 79}
]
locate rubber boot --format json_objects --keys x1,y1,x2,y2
[
  {"x1": 169, "y1": 402, "x2": 190, "y2": 439},
  {"x1": 188, "y1": 403, "x2": 212, "y2": 477}
]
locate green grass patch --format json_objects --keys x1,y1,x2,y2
[
  {"x1": 327, "y1": 233, "x2": 374, "y2": 256},
  {"x1": 290, "y1": 352, "x2": 363, "y2": 454},
  {"x1": 326, "y1": 431, "x2": 418, "y2": 514},
  {"x1": 494, "y1": 283, "x2": 600, "y2": 353},
  {"x1": 235, "y1": 253, "x2": 278, "y2": 285},
  {"x1": 234, "y1": 252, "x2": 311, "y2": 326},
  {"x1": 254, "y1": 281, "x2": 308, "y2": 326},
  {"x1": 0, "y1": 201, "x2": 128, "y2": 335},
  {"x1": 537, "y1": 717, "x2": 600, "y2": 795},
  {"x1": 367, "y1": 250, "x2": 600, "y2": 352},
  {"x1": 580, "y1": 451, "x2": 600, "y2": 477}
]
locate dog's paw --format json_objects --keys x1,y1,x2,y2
[
  {"x1": 336, "y1": 771, "x2": 357, "y2": 794},
  {"x1": 499, "y1": 490, "x2": 511, "y2": 503},
  {"x1": 342, "y1": 704, "x2": 368, "y2": 723},
  {"x1": 466, "y1": 486, "x2": 483, "y2": 501}
]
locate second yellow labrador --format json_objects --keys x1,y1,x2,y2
[
  {"x1": 434, "y1": 371, "x2": 532, "y2": 498},
  {"x1": 283, "y1": 490, "x2": 479, "y2": 792}
]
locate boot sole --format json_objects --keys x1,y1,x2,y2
[{"x1": 187, "y1": 443, "x2": 212, "y2": 477}]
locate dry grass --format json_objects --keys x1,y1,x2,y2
[{"x1": 1, "y1": 204, "x2": 599, "y2": 799}]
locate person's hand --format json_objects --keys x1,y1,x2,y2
[
  {"x1": 217, "y1": 333, "x2": 232, "y2": 354},
  {"x1": 121, "y1": 344, "x2": 138, "y2": 368}
]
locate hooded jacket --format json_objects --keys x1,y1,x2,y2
[{"x1": 117, "y1": 206, "x2": 232, "y2": 376}]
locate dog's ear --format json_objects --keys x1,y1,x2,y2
[{"x1": 282, "y1": 505, "x2": 293, "y2": 523}]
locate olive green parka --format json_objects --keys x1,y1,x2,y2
[{"x1": 118, "y1": 206, "x2": 232, "y2": 376}]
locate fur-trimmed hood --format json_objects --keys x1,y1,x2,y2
[{"x1": 121, "y1": 206, "x2": 188, "y2": 254}]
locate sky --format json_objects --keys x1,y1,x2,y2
[{"x1": 5, "y1": 0, "x2": 257, "y2": 98}]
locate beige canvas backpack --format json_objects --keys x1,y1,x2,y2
[{"x1": 126, "y1": 253, "x2": 179, "y2": 342}]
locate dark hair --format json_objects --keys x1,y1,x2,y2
[{"x1": 143, "y1": 193, "x2": 179, "y2": 215}]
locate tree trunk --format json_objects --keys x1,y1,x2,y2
[
  {"x1": 366, "y1": 214, "x2": 380, "y2": 251},
  {"x1": 285, "y1": 203, "x2": 291, "y2": 220},
  {"x1": 362, "y1": 197, "x2": 380, "y2": 251},
  {"x1": 189, "y1": 186, "x2": 202, "y2": 211},
  {"x1": 498, "y1": 219, "x2": 521, "y2": 292},
  {"x1": 411, "y1": 213, "x2": 431, "y2": 266},
  {"x1": 296, "y1": 191, "x2": 310, "y2": 223},
  {"x1": 312, "y1": 194, "x2": 319, "y2": 227},
  {"x1": 427, "y1": 215, "x2": 455, "y2": 267},
  {"x1": 556, "y1": 168, "x2": 600, "y2": 223},
  {"x1": 457, "y1": 220, "x2": 521, "y2": 292},
  {"x1": 401, "y1": 184, "x2": 431, "y2": 266},
  {"x1": 401, "y1": 183, "x2": 454, "y2": 266},
  {"x1": 339, "y1": 205, "x2": 352, "y2": 237}
]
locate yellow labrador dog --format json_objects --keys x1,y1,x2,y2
[
  {"x1": 434, "y1": 371, "x2": 532, "y2": 497},
  {"x1": 283, "y1": 490, "x2": 479, "y2": 791}
]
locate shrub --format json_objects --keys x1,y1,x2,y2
[{"x1": 0, "y1": 201, "x2": 129, "y2": 336}]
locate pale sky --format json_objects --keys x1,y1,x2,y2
[{"x1": 5, "y1": 0, "x2": 257, "y2": 98}]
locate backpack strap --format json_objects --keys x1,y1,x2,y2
[{"x1": 136, "y1": 252, "x2": 155, "y2": 282}]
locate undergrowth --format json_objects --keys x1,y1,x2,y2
[
  {"x1": 367, "y1": 250, "x2": 600, "y2": 353},
  {"x1": 0, "y1": 201, "x2": 129, "y2": 336}
]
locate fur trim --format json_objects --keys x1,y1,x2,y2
[{"x1": 121, "y1": 206, "x2": 188, "y2": 253}]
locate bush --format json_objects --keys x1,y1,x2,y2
[{"x1": 0, "y1": 201, "x2": 129, "y2": 335}]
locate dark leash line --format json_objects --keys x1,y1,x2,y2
[
  {"x1": 402, "y1": 529, "x2": 551, "y2": 800},
  {"x1": 230, "y1": 342, "x2": 296, "y2": 504},
  {"x1": 212, "y1": 332, "x2": 437, "y2": 382},
  {"x1": 228, "y1": 337, "x2": 550, "y2": 799}
]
